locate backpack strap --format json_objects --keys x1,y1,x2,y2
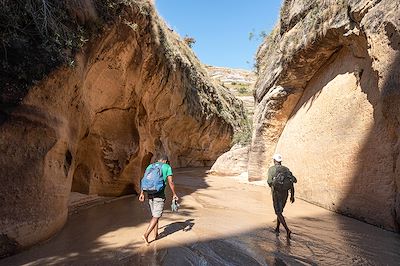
[{"x1": 274, "y1": 165, "x2": 284, "y2": 176}]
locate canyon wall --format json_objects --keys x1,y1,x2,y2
[
  {"x1": 249, "y1": 0, "x2": 400, "y2": 231},
  {"x1": 0, "y1": 0, "x2": 247, "y2": 256}
]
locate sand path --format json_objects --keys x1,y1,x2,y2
[{"x1": 2, "y1": 168, "x2": 400, "y2": 265}]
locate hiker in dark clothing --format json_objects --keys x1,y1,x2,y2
[
  {"x1": 267, "y1": 153, "x2": 296, "y2": 239},
  {"x1": 139, "y1": 155, "x2": 178, "y2": 245}
]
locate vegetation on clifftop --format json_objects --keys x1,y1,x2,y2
[
  {"x1": 258, "y1": 0, "x2": 350, "y2": 71},
  {"x1": 0, "y1": 0, "x2": 151, "y2": 106},
  {"x1": 0, "y1": 0, "x2": 249, "y2": 145},
  {"x1": 254, "y1": 0, "x2": 351, "y2": 100}
]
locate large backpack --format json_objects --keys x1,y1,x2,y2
[
  {"x1": 141, "y1": 163, "x2": 165, "y2": 194},
  {"x1": 272, "y1": 165, "x2": 296, "y2": 192}
]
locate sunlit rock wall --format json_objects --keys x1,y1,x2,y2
[
  {"x1": 250, "y1": 0, "x2": 400, "y2": 231},
  {"x1": 0, "y1": 0, "x2": 246, "y2": 255}
]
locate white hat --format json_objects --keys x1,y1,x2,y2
[{"x1": 272, "y1": 153, "x2": 282, "y2": 162}]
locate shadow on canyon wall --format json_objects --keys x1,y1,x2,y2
[
  {"x1": 284, "y1": 32, "x2": 400, "y2": 231},
  {"x1": 277, "y1": 29, "x2": 400, "y2": 266},
  {"x1": 343, "y1": 50, "x2": 400, "y2": 232}
]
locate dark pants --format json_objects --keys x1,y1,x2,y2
[{"x1": 272, "y1": 189, "x2": 288, "y2": 214}]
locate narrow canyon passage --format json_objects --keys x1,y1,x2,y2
[{"x1": 2, "y1": 168, "x2": 400, "y2": 265}]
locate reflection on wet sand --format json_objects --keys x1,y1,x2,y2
[{"x1": 2, "y1": 168, "x2": 400, "y2": 265}]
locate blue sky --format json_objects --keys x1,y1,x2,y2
[{"x1": 155, "y1": 0, "x2": 282, "y2": 70}]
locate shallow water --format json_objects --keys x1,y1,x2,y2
[{"x1": 2, "y1": 168, "x2": 400, "y2": 265}]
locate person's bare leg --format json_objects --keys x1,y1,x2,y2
[
  {"x1": 143, "y1": 217, "x2": 159, "y2": 244},
  {"x1": 274, "y1": 217, "x2": 281, "y2": 234},
  {"x1": 153, "y1": 220, "x2": 159, "y2": 240},
  {"x1": 277, "y1": 213, "x2": 291, "y2": 238}
]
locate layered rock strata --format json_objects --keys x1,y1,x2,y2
[
  {"x1": 249, "y1": 0, "x2": 400, "y2": 231},
  {"x1": 0, "y1": 0, "x2": 247, "y2": 256}
]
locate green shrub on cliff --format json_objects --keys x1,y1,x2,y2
[
  {"x1": 232, "y1": 115, "x2": 252, "y2": 145},
  {"x1": 256, "y1": 0, "x2": 350, "y2": 77},
  {"x1": 0, "y1": 0, "x2": 89, "y2": 105},
  {"x1": 0, "y1": 0, "x2": 149, "y2": 106}
]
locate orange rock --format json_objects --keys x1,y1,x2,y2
[{"x1": 0, "y1": 1, "x2": 246, "y2": 254}]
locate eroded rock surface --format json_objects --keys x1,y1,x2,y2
[
  {"x1": 0, "y1": 0, "x2": 247, "y2": 255},
  {"x1": 249, "y1": 0, "x2": 400, "y2": 231},
  {"x1": 210, "y1": 145, "x2": 249, "y2": 176}
]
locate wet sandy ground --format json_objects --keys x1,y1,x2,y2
[{"x1": 2, "y1": 168, "x2": 400, "y2": 265}]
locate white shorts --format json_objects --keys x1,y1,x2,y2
[{"x1": 148, "y1": 198, "x2": 165, "y2": 218}]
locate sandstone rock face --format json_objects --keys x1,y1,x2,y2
[
  {"x1": 0, "y1": 1, "x2": 246, "y2": 255},
  {"x1": 206, "y1": 66, "x2": 256, "y2": 117},
  {"x1": 206, "y1": 66, "x2": 256, "y2": 85},
  {"x1": 207, "y1": 66, "x2": 255, "y2": 175},
  {"x1": 250, "y1": 0, "x2": 400, "y2": 231},
  {"x1": 210, "y1": 146, "x2": 249, "y2": 176}
]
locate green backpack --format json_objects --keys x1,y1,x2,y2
[{"x1": 272, "y1": 165, "x2": 297, "y2": 192}]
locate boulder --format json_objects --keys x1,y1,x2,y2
[{"x1": 211, "y1": 146, "x2": 249, "y2": 176}]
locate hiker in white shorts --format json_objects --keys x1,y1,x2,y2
[{"x1": 139, "y1": 155, "x2": 179, "y2": 245}]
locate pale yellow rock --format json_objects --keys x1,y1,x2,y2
[
  {"x1": 211, "y1": 146, "x2": 249, "y2": 176},
  {"x1": 250, "y1": 0, "x2": 400, "y2": 231}
]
